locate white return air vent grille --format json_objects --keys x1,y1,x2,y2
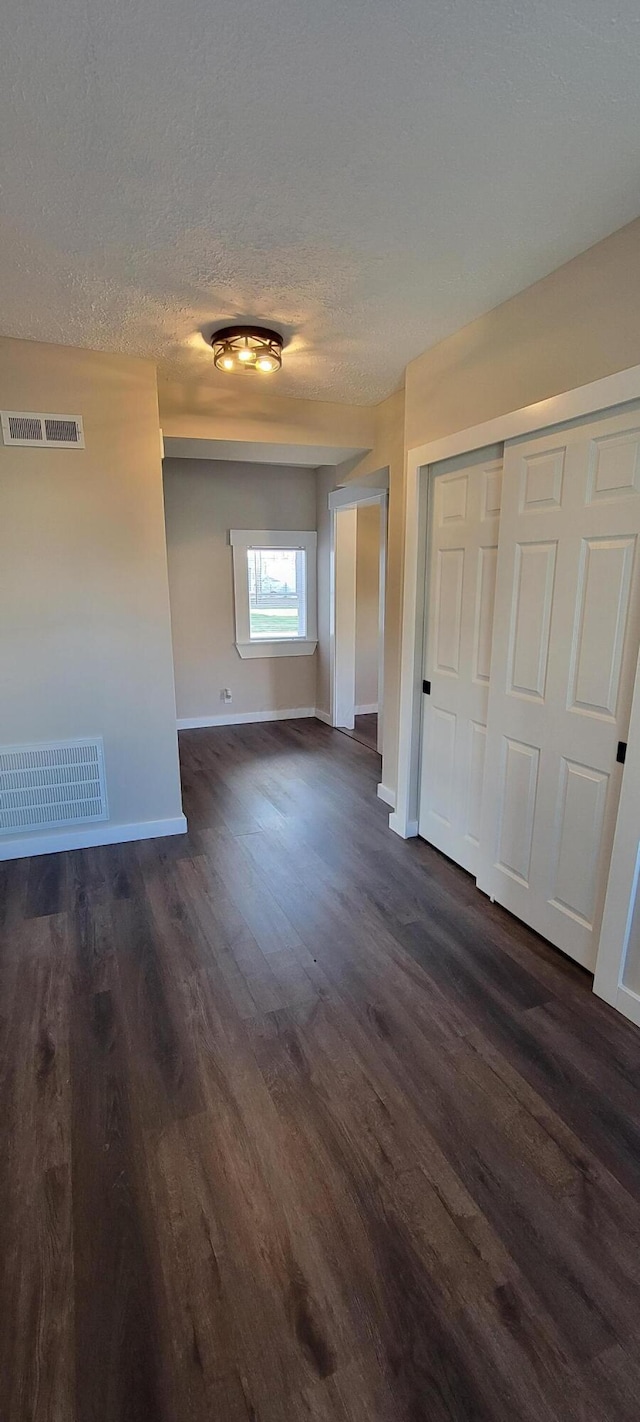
[
  {"x1": 1, "y1": 411, "x2": 85, "y2": 448},
  {"x1": 0, "y1": 738, "x2": 108, "y2": 834}
]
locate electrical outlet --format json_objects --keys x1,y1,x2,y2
[{"x1": 221, "y1": 688, "x2": 232, "y2": 703}]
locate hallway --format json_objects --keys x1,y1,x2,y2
[{"x1": 2, "y1": 719, "x2": 640, "y2": 1420}]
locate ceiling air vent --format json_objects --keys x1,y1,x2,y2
[
  {"x1": 0, "y1": 737, "x2": 108, "y2": 835},
  {"x1": 1, "y1": 411, "x2": 84, "y2": 448}
]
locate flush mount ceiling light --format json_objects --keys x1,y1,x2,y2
[{"x1": 211, "y1": 325, "x2": 283, "y2": 375}]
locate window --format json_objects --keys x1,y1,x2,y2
[
  {"x1": 247, "y1": 547, "x2": 306, "y2": 640},
  {"x1": 230, "y1": 530, "x2": 317, "y2": 658}
]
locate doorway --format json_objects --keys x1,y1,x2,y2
[
  {"x1": 329, "y1": 483, "x2": 387, "y2": 758},
  {"x1": 339, "y1": 714, "x2": 380, "y2": 753}
]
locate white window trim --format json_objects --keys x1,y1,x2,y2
[{"x1": 229, "y1": 529, "x2": 318, "y2": 659}]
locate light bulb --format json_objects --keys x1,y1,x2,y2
[
  {"x1": 257, "y1": 356, "x2": 275, "y2": 372},
  {"x1": 238, "y1": 347, "x2": 255, "y2": 363},
  {"x1": 222, "y1": 356, "x2": 234, "y2": 370}
]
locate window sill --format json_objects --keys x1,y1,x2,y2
[{"x1": 235, "y1": 640, "x2": 318, "y2": 660}]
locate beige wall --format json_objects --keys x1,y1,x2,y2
[
  {"x1": 159, "y1": 373, "x2": 374, "y2": 452},
  {"x1": 0, "y1": 338, "x2": 184, "y2": 843},
  {"x1": 355, "y1": 503, "x2": 380, "y2": 709},
  {"x1": 405, "y1": 216, "x2": 640, "y2": 449},
  {"x1": 163, "y1": 458, "x2": 317, "y2": 719}
]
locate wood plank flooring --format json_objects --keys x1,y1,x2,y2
[
  {"x1": 337, "y1": 713, "x2": 379, "y2": 753},
  {"x1": 3, "y1": 717, "x2": 640, "y2": 1419}
]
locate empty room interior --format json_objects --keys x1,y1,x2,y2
[{"x1": 5, "y1": 2, "x2": 640, "y2": 1418}]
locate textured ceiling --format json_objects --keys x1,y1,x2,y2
[{"x1": 2, "y1": 0, "x2": 640, "y2": 405}]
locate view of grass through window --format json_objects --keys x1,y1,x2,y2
[{"x1": 248, "y1": 547, "x2": 305, "y2": 639}]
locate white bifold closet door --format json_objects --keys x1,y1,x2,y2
[
  {"x1": 418, "y1": 447, "x2": 502, "y2": 875},
  {"x1": 477, "y1": 404, "x2": 640, "y2": 970}
]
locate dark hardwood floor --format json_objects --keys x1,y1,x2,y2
[
  {"x1": 337, "y1": 713, "x2": 379, "y2": 753},
  {"x1": 3, "y1": 718, "x2": 640, "y2": 1419}
]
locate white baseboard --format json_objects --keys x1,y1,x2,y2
[
  {"x1": 376, "y1": 783, "x2": 396, "y2": 809},
  {"x1": 0, "y1": 814, "x2": 188, "y2": 862},
  {"x1": 388, "y1": 811, "x2": 419, "y2": 839},
  {"x1": 177, "y1": 707, "x2": 316, "y2": 730},
  {"x1": 177, "y1": 706, "x2": 381, "y2": 732},
  {"x1": 355, "y1": 703, "x2": 378, "y2": 716}
]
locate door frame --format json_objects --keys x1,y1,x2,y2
[
  {"x1": 392, "y1": 363, "x2": 640, "y2": 843},
  {"x1": 328, "y1": 482, "x2": 388, "y2": 758},
  {"x1": 391, "y1": 362, "x2": 640, "y2": 1022}
]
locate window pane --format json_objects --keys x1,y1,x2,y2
[{"x1": 247, "y1": 547, "x2": 306, "y2": 639}]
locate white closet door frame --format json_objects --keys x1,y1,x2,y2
[
  {"x1": 393, "y1": 364, "x2": 640, "y2": 845},
  {"x1": 391, "y1": 364, "x2": 640, "y2": 1023},
  {"x1": 476, "y1": 405, "x2": 640, "y2": 970}
]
